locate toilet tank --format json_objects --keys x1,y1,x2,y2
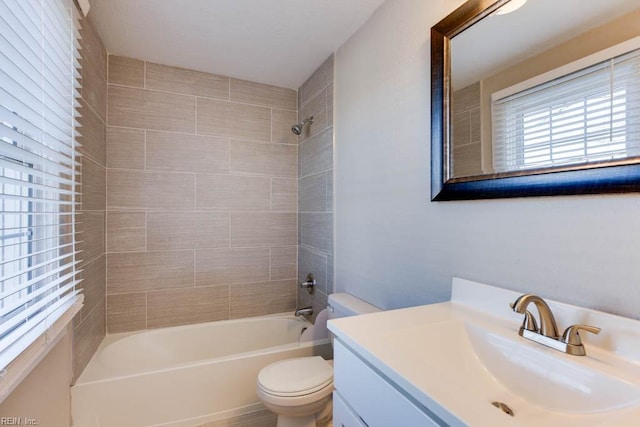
[{"x1": 328, "y1": 293, "x2": 381, "y2": 320}]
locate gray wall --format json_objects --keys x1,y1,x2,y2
[
  {"x1": 297, "y1": 55, "x2": 335, "y2": 317},
  {"x1": 334, "y1": 0, "x2": 640, "y2": 319}
]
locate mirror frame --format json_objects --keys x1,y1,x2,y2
[{"x1": 431, "y1": 0, "x2": 640, "y2": 201}]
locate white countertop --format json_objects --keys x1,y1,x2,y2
[{"x1": 328, "y1": 278, "x2": 640, "y2": 426}]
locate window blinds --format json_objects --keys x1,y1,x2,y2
[
  {"x1": 0, "y1": 0, "x2": 82, "y2": 370},
  {"x1": 492, "y1": 47, "x2": 640, "y2": 173}
]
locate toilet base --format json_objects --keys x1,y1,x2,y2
[
  {"x1": 275, "y1": 398, "x2": 332, "y2": 427},
  {"x1": 276, "y1": 415, "x2": 332, "y2": 427}
]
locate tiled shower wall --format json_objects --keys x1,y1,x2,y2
[
  {"x1": 297, "y1": 55, "x2": 335, "y2": 317},
  {"x1": 105, "y1": 56, "x2": 299, "y2": 332},
  {"x1": 73, "y1": 15, "x2": 108, "y2": 380},
  {"x1": 452, "y1": 82, "x2": 482, "y2": 177}
]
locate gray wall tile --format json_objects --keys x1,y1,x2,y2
[
  {"x1": 299, "y1": 55, "x2": 334, "y2": 107},
  {"x1": 106, "y1": 293, "x2": 146, "y2": 333},
  {"x1": 108, "y1": 85, "x2": 196, "y2": 133},
  {"x1": 230, "y1": 280, "x2": 296, "y2": 319},
  {"x1": 326, "y1": 84, "x2": 334, "y2": 127},
  {"x1": 146, "y1": 62, "x2": 229, "y2": 99},
  {"x1": 147, "y1": 212, "x2": 229, "y2": 250},
  {"x1": 81, "y1": 157, "x2": 106, "y2": 211},
  {"x1": 326, "y1": 254, "x2": 334, "y2": 294},
  {"x1": 298, "y1": 91, "x2": 327, "y2": 142},
  {"x1": 271, "y1": 178, "x2": 297, "y2": 212},
  {"x1": 300, "y1": 213, "x2": 333, "y2": 254},
  {"x1": 196, "y1": 175, "x2": 270, "y2": 211},
  {"x1": 299, "y1": 173, "x2": 327, "y2": 212},
  {"x1": 107, "y1": 251, "x2": 194, "y2": 294},
  {"x1": 298, "y1": 247, "x2": 327, "y2": 294},
  {"x1": 108, "y1": 55, "x2": 144, "y2": 87},
  {"x1": 197, "y1": 98, "x2": 271, "y2": 141},
  {"x1": 78, "y1": 99, "x2": 106, "y2": 166},
  {"x1": 230, "y1": 140, "x2": 297, "y2": 178},
  {"x1": 103, "y1": 57, "x2": 301, "y2": 332},
  {"x1": 326, "y1": 170, "x2": 333, "y2": 212},
  {"x1": 270, "y1": 246, "x2": 297, "y2": 281},
  {"x1": 106, "y1": 211, "x2": 146, "y2": 252},
  {"x1": 82, "y1": 48, "x2": 107, "y2": 121},
  {"x1": 147, "y1": 131, "x2": 230, "y2": 174},
  {"x1": 147, "y1": 286, "x2": 230, "y2": 329},
  {"x1": 272, "y1": 109, "x2": 298, "y2": 145},
  {"x1": 72, "y1": 300, "x2": 105, "y2": 380},
  {"x1": 74, "y1": 16, "x2": 107, "y2": 381},
  {"x1": 299, "y1": 127, "x2": 333, "y2": 177},
  {"x1": 196, "y1": 248, "x2": 270, "y2": 286},
  {"x1": 107, "y1": 170, "x2": 195, "y2": 210},
  {"x1": 231, "y1": 213, "x2": 297, "y2": 247},
  {"x1": 297, "y1": 55, "x2": 334, "y2": 312},
  {"x1": 76, "y1": 256, "x2": 106, "y2": 323},
  {"x1": 230, "y1": 78, "x2": 297, "y2": 110},
  {"x1": 77, "y1": 211, "x2": 105, "y2": 267},
  {"x1": 80, "y1": 17, "x2": 106, "y2": 78},
  {"x1": 106, "y1": 127, "x2": 145, "y2": 170}
]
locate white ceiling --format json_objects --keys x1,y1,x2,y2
[
  {"x1": 89, "y1": 0, "x2": 386, "y2": 89},
  {"x1": 451, "y1": 0, "x2": 640, "y2": 88}
]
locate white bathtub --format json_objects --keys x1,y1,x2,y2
[{"x1": 71, "y1": 314, "x2": 331, "y2": 427}]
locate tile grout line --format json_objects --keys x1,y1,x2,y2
[
  {"x1": 145, "y1": 291, "x2": 148, "y2": 330},
  {"x1": 103, "y1": 123, "x2": 298, "y2": 146},
  {"x1": 104, "y1": 122, "x2": 295, "y2": 146},
  {"x1": 107, "y1": 82, "x2": 296, "y2": 111},
  {"x1": 269, "y1": 246, "x2": 272, "y2": 282}
]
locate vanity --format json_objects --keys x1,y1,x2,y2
[{"x1": 327, "y1": 278, "x2": 640, "y2": 426}]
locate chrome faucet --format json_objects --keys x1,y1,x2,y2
[
  {"x1": 295, "y1": 307, "x2": 313, "y2": 317},
  {"x1": 510, "y1": 294, "x2": 600, "y2": 356}
]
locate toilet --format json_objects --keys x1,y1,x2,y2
[{"x1": 257, "y1": 293, "x2": 381, "y2": 427}]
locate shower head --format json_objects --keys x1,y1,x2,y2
[{"x1": 291, "y1": 116, "x2": 314, "y2": 135}]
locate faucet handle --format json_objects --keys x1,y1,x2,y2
[
  {"x1": 509, "y1": 302, "x2": 538, "y2": 332},
  {"x1": 521, "y1": 310, "x2": 539, "y2": 332},
  {"x1": 562, "y1": 324, "x2": 601, "y2": 346}
]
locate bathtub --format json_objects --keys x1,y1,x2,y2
[{"x1": 71, "y1": 313, "x2": 331, "y2": 427}]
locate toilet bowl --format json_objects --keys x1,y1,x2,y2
[
  {"x1": 257, "y1": 357, "x2": 333, "y2": 427},
  {"x1": 256, "y1": 293, "x2": 381, "y2": 427}
]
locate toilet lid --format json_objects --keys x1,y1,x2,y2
[{"x1": 258, "y1": 356, "x2": 333, "y2": 396}]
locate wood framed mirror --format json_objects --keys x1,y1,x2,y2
[{"x1": 431, "y1": 0, "x2": 640, "y2": 200}]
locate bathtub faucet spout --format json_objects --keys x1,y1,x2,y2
[{"x1": 295, "y1": 307, "x2": 312, "y2": 317}]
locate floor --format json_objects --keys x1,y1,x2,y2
[{"x1": 198, "y1": 409, "x2": 277, "y2": 427}]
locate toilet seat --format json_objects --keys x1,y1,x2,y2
[{"x1": 257, "y1": 356, "x2": 333, "y2": 397}]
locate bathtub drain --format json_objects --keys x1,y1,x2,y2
[{"x1": 491, "y1": 401, "x2": 514, "y2": 417}]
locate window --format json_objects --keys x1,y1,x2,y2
[
  {"x1": 0, "y1": 0, "x2": 81, "y2": 370},
  {"x1": 492, "y1": 41, "x2": 640, "y2": 173}
]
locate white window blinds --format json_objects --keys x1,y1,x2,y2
[
  {"x1": 0, "y1": 0, "x2": 82, "y2": 370},
  {"x1": 492, "y1": 46, "x2": 640, "y2": 173}
]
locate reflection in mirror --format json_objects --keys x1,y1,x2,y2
[{"x1": 448, "y1": 0, "x2": 640, "y2": 180}]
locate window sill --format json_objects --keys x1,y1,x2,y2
[{"x1": 0, "y1": 294, "x2": 84, "y2": 403}]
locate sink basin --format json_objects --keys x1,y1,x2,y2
[
  {"x1": 375, "y1": 319, "x2": 640, "y2": 422},
  {"x1": 464, "y1": 322, "x2": 640, "y2": 414},
  {"x1": 329, "y1": 278, "x2": 640, "y2": 426}
]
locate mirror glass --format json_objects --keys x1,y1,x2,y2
[{"x1": 448, "y1": 0, "x2": 640, "y2": 180}]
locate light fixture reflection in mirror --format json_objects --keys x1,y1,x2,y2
[
  {"x1": 431, "y1": 0, "x2": 640, "y2": 200},
  {"x1": 495, "y1": 0, "x2": 526, "y2": 15}
]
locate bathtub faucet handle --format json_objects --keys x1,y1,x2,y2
[{"x1": 299, "y1": 273, "x2": 316, "y2": 295}]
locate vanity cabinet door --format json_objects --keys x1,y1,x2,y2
[
  {"x1": 333, "y1": 341, "x2": 441, "y2": 427},
  {"x1": 333, "y1": 391, "x2": 368, "y2": 427}
]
